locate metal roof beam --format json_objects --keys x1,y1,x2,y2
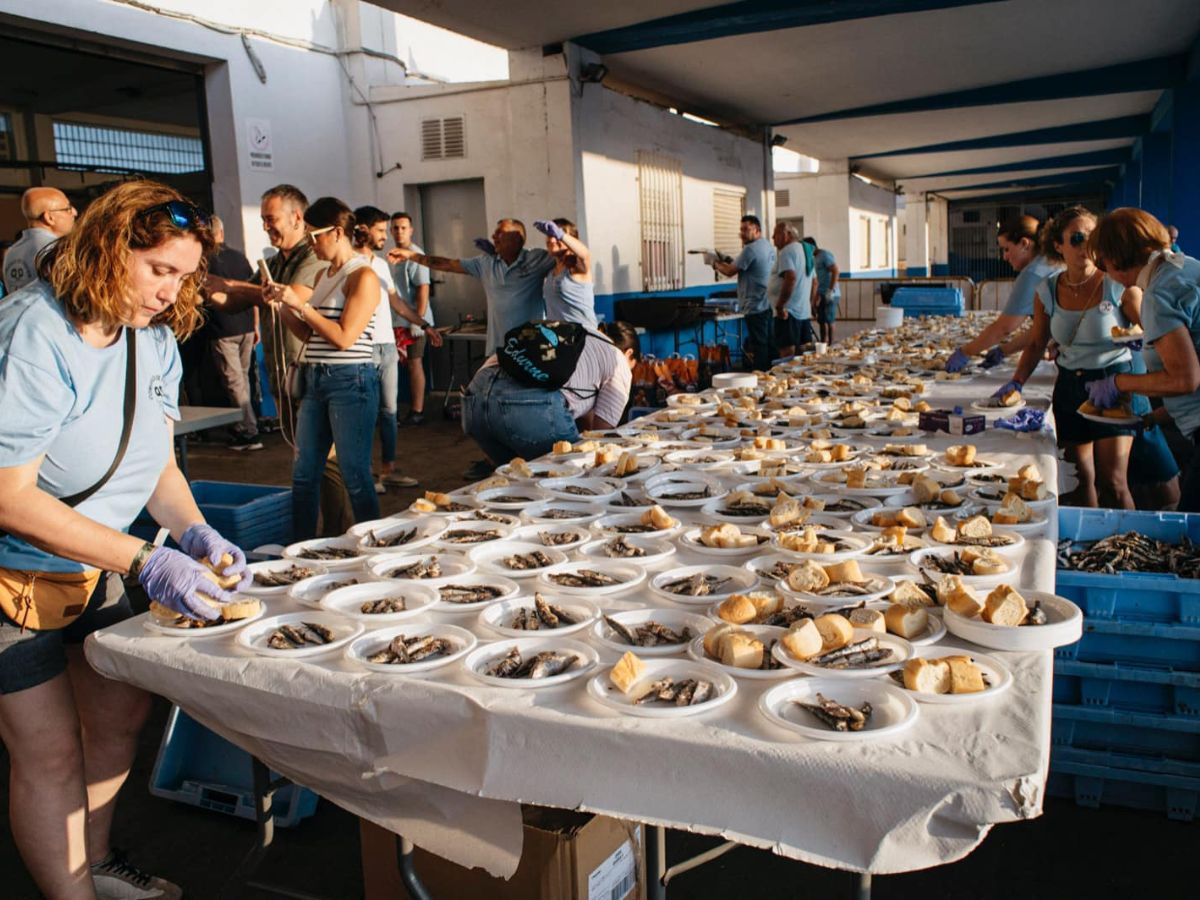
[
  {"x1": 572, "y1": 0, "x2": 1005, "y2": 55},
  {"x1": 919, "y1": 167, "x2": 1121, "y2": 195},
  {"x1": 944, "y1": 182, "x2": 1111, "y2": 204},
  {"x1": 778, "y1": 56, "x2": 1185, "y2": 126},
  {"x1": 905, "y1": 147, "x2": 1131, "y2": 179},
  {"x1": 853, "y1": 115, "x2": 1148, "y2": 160}
]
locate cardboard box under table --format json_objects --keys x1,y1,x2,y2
[{"x1": 83, "y1": 362, "x2": 1064, "y2": 894}]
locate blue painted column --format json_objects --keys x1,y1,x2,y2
[
  {"x1": 1172, "y1": 80, "x2": 1200, "y2": 246},
  {"x1": 1140, "y1": 133, "x2": 1172, "y2": 224}
]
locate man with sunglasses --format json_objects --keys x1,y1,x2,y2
[
  {"x1": 205, "y1": 185, "x2": 328, "y2": 422},
  {"x1": 2, "y1": 187, "x2": 77, "y2": 294}
]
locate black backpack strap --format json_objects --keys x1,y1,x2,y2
[{"x1": 60, "y1": 327, "x2": 137, "y2": 507}]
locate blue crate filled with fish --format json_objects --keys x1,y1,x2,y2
[
  {"x1": 1053, "y1": 703, "x2": 1200, "y2": 763},
  {"x1": 1048, "y1": 746, "x2": 1200, "y2": 821},
  {"x1": 1055, "y1": 618, "x2": 1200, "y2": 671},
  {"x1": 1052, "y1": 659, "x2": 1200, "y2": 717},
  {"x1": 1057, "y1": 508, "x2": 1200, "y2": 625},
  {"x1": 150, "y1": 706, "x2": 318, "y2": 828}
]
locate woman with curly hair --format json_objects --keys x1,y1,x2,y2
[{"x1": 0, "y1": 180, "x2": 246, "y2": 898}]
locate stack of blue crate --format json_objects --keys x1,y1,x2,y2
[
  {"x1": 1051, "y1": 508, "x2": 1200, "y2": 820},
  {"x1": 130, "y1": 481, "x2": 292, "y2": 550},
  {"x1": 888, "y1": 286, "x2": 965, "y2": 318}
]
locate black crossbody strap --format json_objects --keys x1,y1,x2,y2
[{"x1": 60, "y1": 327, "x2": 137, "y2": 507}]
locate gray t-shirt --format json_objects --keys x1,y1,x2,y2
[
  {"x1": 734, "y1": 238, "x2": 775, "y2": 315},
  {"x1": 3, "y1": 227, "x2": 57, "y2": 294}
]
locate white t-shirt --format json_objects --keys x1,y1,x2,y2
[{"x1": 367, "y1": 255, "x2": 396, "y2": 344}]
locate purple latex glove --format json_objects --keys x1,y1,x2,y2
[
  {"x1": 138, "y1": 546, "x2": 234, "y2": 621},
  {"x1": 945, "y1": 348, "x2": 970, "y2": 373},
  {"x1": 981, "y1": 346, "x2": 1006, "y2": 368},
  {"x1": 473, "y1": 238, "x2": 495, "y2": 255},
  {"x1": 179, "y1": 523, "x2": 250, "y2": 590},
  {"x1": 1085, "y1": 374, "x2": 1121, "y2": 409},
  {"x1": 992, "y1": 379, "x2": 1023, "y2": 399},
  {"x1": 533, "y1": 219, "x2": 566, "y2": 241}
]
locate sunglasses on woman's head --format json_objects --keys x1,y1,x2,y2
[{"x1": 140, "y1": 200, "x2": 211, "y2": 229}]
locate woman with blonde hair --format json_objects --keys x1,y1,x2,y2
[
  {"x1": 0, "y1": 180, "x2": 246, "y2": 897},
  {"x1": 991, "y1": 206, "x2": 1149, "y2": 507},
  {"x1": 1086, "y1": 207, "x2": 1200, "y2": 509}
]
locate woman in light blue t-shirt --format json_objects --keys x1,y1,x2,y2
[
  {"x1": 997, "y1": 207, "x2": 1152, "y2": 508},
  {"x1": 0, "y1": 181, "x2": 248, "y2": 897},
  {"x1": 535, "y1": 216, "x2": 597, "y2": 329}
]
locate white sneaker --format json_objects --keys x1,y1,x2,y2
[
  {"x1": 91, "y1": 850, "x2": 182, "y2": 899},
  {"x1": 374, "y1": 478, "x2": 386, "y2": 495}
]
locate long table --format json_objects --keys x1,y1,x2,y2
[{"x1": 87, "y1": 362, "x2": 1062, "y2": 893}]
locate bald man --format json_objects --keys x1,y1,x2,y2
[{"x1": 2, "y1": 187, "x2": 77, "y2": 293}]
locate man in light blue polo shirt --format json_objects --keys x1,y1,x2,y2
[
  {"x1": 713, "y1": 215, "x2": 775, "y2": 370},
  {"x1": 388, "y1": 218, "x2": 554, "y2": 354},
  {"x1": 804, "y1": 236, "x2": 840, "y2": 344},
  {"x1": 769, "y1": 222, "x2": 813, "y2": 356},
  {"x1": 2, "y1": 187, "x2": 77, "y2": 294},
  {"x1": 389, "y1": 211, "x2": 433, "y2": 425}
]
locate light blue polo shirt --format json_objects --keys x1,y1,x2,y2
[
  {"x1": 1037, "y1": 273, "x2": 1130, "y2": 371},
  {"x1": 734, "y1": 237, "x2": 775, "y2": 315},
  {"x1": 770, "y1": 241, "x2": 812, "y2": 320},
  {"x1": 388, "y1": 242, "x2": 432, "y2": 329},
  {"x1": 1141, "y1": 253, "x2": 1200, "y2": 438},
  {"x1": 814, "y1": 249, "x2": 840, "y2": 300},
  {"x1": 0, "y1": 281, "x2": 181, "y2": 573},
  {"x1": 1003, "y1": 255, "x2": 1062, "y2": 317},
  {"x1": 461, "y1": 248, "x2": 555, "y2": 352},
  {"x1": 543, "y1": 268, "x2": 597, "y2": 329},
  {"x1": 2, "y1": 227, "x2": 57, "y2": 294}
]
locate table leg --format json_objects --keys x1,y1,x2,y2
[
  {"x1": 854, "y1": 872, "x2": 873, "y2": 900},
  {"x1": 396, "y1": 836, "x2": 435, "y2": 900},
  {"x1": 218, "y1": 757, "x2": 276, "y2": 899},
  {"x1": 646, "y1": 824, "x2": 667, "y2": 900},
  {"x1": 176, "y1": 436, "x2": 189, "y2": 480}
]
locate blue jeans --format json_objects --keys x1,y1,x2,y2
[
  {"x1": 373, "y1": 342, "x2": 399, "y2": 464},
  {"x1": 743, "y1": 309, "x2": 775, "y2": 371},
  {"x1": 293, "y1": 363, "x2": 380, "y2": 539},
  {"x1": 461, "y1": 366, "x2": 579, "y2": 463}
]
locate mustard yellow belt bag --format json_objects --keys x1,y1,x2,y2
[{"x1": 0, "y1": 567, "x2": 102, "y2": 631}]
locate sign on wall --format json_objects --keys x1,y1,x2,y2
[{"x1": 247, "y1": 118, "x2": 273, "y2": 171}]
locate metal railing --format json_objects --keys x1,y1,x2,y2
[{"x1": 973, "y1": 279, "x2": 1016, "y2": 312}]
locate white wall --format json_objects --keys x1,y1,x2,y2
[
  {"x1": 368, "y1": 52, "x2": 578, "y2": 243},
  {"x1": 848, "y1": 175, "x2": 898, "y2": 275},
  {"x1": 775, "y1": 169, "x2": 851, "y2": 271},
  {"x1": 573, "y1": 84, "x2": 767, "y2": 295}
]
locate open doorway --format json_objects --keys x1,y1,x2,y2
[{"x1": 0, "y1": 30, "x2": 211, "y2": 247}]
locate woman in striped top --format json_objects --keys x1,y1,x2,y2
[{"x1": 266, "y1": 197, "x2": 381, "y2": 536}]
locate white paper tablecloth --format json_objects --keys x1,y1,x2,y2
[{"x1": 86, "y1": 361, "x2": 1064, "y2": 878}]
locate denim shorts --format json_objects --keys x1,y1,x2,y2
[
  {"x1": 1053, "y1": 361, "x2": 1146, "y2": 446},
  {"x1": 0, "y1": 572, "x2": 131, "y2": 694},
  {"x1": 461, "y1": 366, "x2": 578, "y2": 461}
]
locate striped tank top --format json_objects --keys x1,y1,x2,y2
[{"x1": 300, "y1": 255, "x2": 376, "y2": 364}]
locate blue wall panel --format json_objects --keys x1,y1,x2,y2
[
  {"x1": 1140, "y1": 133, "x2": 1172, "y2": 225},
  {"x1": 1172, "y1": 80, "x2": 1200, "y2": 243}
]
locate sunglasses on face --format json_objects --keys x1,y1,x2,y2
[
  {"x1": 1069, "y1": 231, "x2": 1089, "y2": 247},
  {"x1": 140, "y1": 200, "x2": 211, "y2": 229}
]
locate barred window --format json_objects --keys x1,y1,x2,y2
[
  {"x1": 712, "y1": 189, "x2": 746, "y2": 260},
  {"x1": 0, "y1": 113, "x2": 12, "y2": 161},
  {"x1": 52, "y1": 121, "x2": 204, "y2": 174},
  {"x1": 637, "y1": 150, "x2": 684, "y2": 292}
]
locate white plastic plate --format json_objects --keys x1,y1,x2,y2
[
  {"x1": 464, "y1": 637, "x2": 599, "y2": 688},
  {"x1": 346, "y1": 624, "x2": 477, "y2": 675},
  {"x1": 236, "y1": 611, "x2": 364, "y2": 659},
  {"x1": 587, "y1": 659, "x2": 737, "y2": 717}
]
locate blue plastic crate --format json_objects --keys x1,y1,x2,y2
[
  {"x1": 130, "y1": 481, "x2": 292, "y2": 550},
  {"x1": 1053, "y1": 659, "x2": 1200, "y2": 717},
  {"x1": 1049, "y1": 746, "x2": 1200, "y2": 821},
  {"x1": 1057, "y1": 507, "x2": 1200, "y2": 625},
  {"x1": 1056, "y1": 618, "x2": 1200, "y2": 671},
  {"x1": 889, "y1": 287, "x2": 964, "y2": 318},
  {"x1": 150, "y1": 707, "x2": 318, "y2": 828},
  {"x1": 1053, "y1": 703, "x2": 1200, "y2": 762}
]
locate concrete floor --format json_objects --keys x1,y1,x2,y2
[{"x1": 0, "y1": 415, "x2": 1194, "y2": 898}]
